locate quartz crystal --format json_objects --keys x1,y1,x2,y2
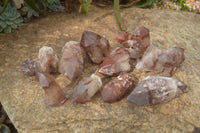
[
  {"x1": 59, "y1": 41, "x2": 84, "y2": 81},
  {"x1": 102, "y1": 73, "x2": 134, "y2": 103},
  {"x1": 127, "y1": 76, "x2": 187, "y2": 105},
  {"x1": 35, "y1": 46, "x2": 58, "y2": 73},
  {"x1": 20, "y1": 59, "x2": 37, "y2": 76},
  {"x1": 80, "y1": 31, "x2": 111, "y2": 64},
  {"x1": 71, "y1": 74, "x2": 102, "y2": 103},
  {"x1": 116, "y1": 26, "x2": 150, "y2": 59},
  {"x1": 36, "y1": 73, "x2": 67, "y2": 106},
  {"x1": 136, "y1": 44, "x2": 185, "y2": 76},
  {"x1": 98, "y1": 47, "x2": 131, "y2": 76}
]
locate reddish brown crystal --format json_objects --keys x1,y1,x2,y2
[
  {"x1": 20, "y1": 59, "x2": 37, "y2": 76},
  {"x1": 127, "y1": 76, "x2": 187, "y2": 105},
  {"x1": 98, "y1": 47, "x2": 131, "y2": 76},
  {"x1": 59, "y1": 41, "x2": 84, "y2": 81},
  {"x1": 36, "y1": 73, "x2": 67, "y2": 106},
  {"x1": 80, "y1": 31, "x2": 111, "y2": 64},
  {"x1": 116, "y1": 26, "x2": 150, "y2": 59},
  {"x1": 71, "y1": 74, "x2": 102, "y2": 104},
  {"x1": 102, "y1": 73, "x2": 134, "y2": 103},
  {"x1": 35, "y1": 46, "x2": 58, "y2": 73},
  {"x1": 136, "y1": 44, "x2": 185, "y2": 76}
]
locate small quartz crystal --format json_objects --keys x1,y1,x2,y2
[
  {"x1": 102, "y1": 73, "x2": 134, "y2": 103},
  {"x1": 80, "y1": 31, "x2": 111, "y2": 64},
  {"x1": 36, "y1": 73, "x2": 67, "y2": 106},
  {"x1": 59, "y1": 41, "x2": 84, "y2": 81},
  {"x1": 98, "y1": 47, "x2": 131, "y2": 76},
  {"x1": 127, "y1": 76, "x2": 187, "y2": 105},
  {"x1": 20, "y1": 59, "x2": 37, "y2": 76},
  {"x1": 136, "y1": 44, "x2": 185, "y2": 76},
  {"x1": 35, "y1": 46, "x2": 58, "y2": 73},
  {"x1": 116, "y1": 26, "x2": 150, "y2": 59},
  {"x1": 71, "y1": 74, "x2": 102, "y2": 103}
]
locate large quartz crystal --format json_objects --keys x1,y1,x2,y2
[
  {"x1": 98, "y1": 47, "x2": 131, "y2": 76},
  {"x1": 59, "y1": 41, "x2": 84, "y2": 81},
  {"x1": 102, "y1": 73, "x2": 134, "y2": 103},
  {"x1": 80, "y1": 31, "x2": 111, "y2": 64},
  {"x1": 35, "y1": 46, "x2": 58, "y2": 73},
  {"x1": 71, "y1": 74, "x2": 102, "y2": 104},
  {"x1": 36, "y1": 73, "x2": 67, "y2": 106},
  {"x1": 136, "y1": 44, "x2": 185, "y2": 76},
  {"x1": 116, "y1": 26, "x2": 150, "y2": 59},
  {"x1": 127, "y1": 76, "x2": 187, "y2": 105}
]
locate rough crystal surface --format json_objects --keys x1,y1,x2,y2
[
  {"x1": 116, "y1": 26, "x2": 150, "y2": 59},
  {"x1": 35, "y1": 73, "x2": 67, "y2": 106},
  {"x1": 20, "y1": 59, "x2": 37, "y2": 76},
  {"x1": 71, "y1": 74, "x2": 102, "y2": 103},
  {"x1": 80, "y1": 31, "x2": 111, "y2": 64},
  {"x1": 127, "y1": 76, "x2": 187, "y2": 105},
  {"x1": 98, "y1": 47, "x2": 131, "y2": 76},
  {"x1": 35, "y1": 46, "x2": 58, "y2": 73},
  {"x1": 102, "y1": 73, "x2": 134, "y2": 103},
  {"x1": 136, "y1": 44, "x2": 185, "y2": 76},
  {"x1": 59, "y1": 41, "x2": 84, "y2": 81}
]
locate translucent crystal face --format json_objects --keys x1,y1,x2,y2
[
  {"x1": 80, "y1": 31, "x2": 111, "y2": 64},
  {"x1": 127, "y1": 76, "x2": 187, "y2": 105},
  {"x1": 98, "y1": 47, "x2": 130, "y2": 76}
]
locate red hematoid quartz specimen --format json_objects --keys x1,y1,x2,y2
[
  {"x1": 80, "y1": 31, "x2": 111, "y2": 64},
  {"x1": 136, "y1": 44, "x2": 185, "y2": 76},
  {"x1": 59, "y1": 41, "x2": 84, "y2": 81},
  {"x1": 20, "y1": 46, "x2": 58, "y2": 75},
  {"x1": 98, "y1": 47, "x2": 131, "y2": 76},
  {"x1": 116, "y1": 26, "x2": 150, "y2": 59},
  {"x1": 127, "y1": 76, "x2": 187, "y2": 105},
  {"x1": 102, "y1": 73, "x2": 134, "y2": 103},
  {"x1": 35, "y1": 46, "x2": 58, "y2": 73},
  {"x1": 20, "y1": 59, "x2": 37, "y2": 76},
  {"x1": 71, "y1": 74, "x2": 102, "y2": 103},
  {"x1": 36, "y1": 73, "x2": 67, "y2": 106}
]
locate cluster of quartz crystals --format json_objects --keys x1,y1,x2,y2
[
  {"x1": 116, "y1": 26, "x2": 150, "y2": 59},
  {"x1": 20, "y1": 27, "x2": 187, "y2": 106}
]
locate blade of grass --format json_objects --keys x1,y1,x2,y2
[
  {"x1": 24, "y1": 0, "x2": 44, "y2": 13},
  {"x1": 114, "y1": 0, "x2": 126, "y2": 31},
  {"x1": 0, "y1": 0, "x2": 9, "y2": 15}
]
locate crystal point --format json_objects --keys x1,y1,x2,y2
[
  {"x1": 59, "y1": 41, "x2": 84, "y2": 81},
  {"x1": 102, "y1": 73, "x2": 134, "y2": 103},
  {"x1": 71, "y1": 74, "x2": 102, "y2": 103},
  {"x1": 127, "y1": 76, "x2": 187, "y2": 105},
  {"x1": 80, "y1": 31, "x2": 111, "y2": 64}
]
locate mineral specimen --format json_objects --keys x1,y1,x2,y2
[
  {"x1": 59, "y1": 41, "x2": 84, "y2": 81},
  {"x1": 98, "y1": 47, "x2": 131, "y2": 76},
  {"x1": 36, "y1": 73, "x2": 67, "y2": 106},
  {"x1": 71, "y1": 74, "x2": 102, "y2": 103},
  {"x1": 80, "y1": 31, "x2": 111, "y2": 64},
  {"x1": 116, "y1": 26, "x2": 150, "y2": 59},
  {"x1": 20, "y1": 59, "x2": 37, "y2": 76},
  {"x1": 136, "y1": 44, "x2": 185, "y2": 76},
  {"x1": 127, "y1": 76, "x2": 187, "y2": 105},
  {"x1": 35, "y1": 46, "x2": 58, "y2": 73},
  {"x1": 102, "y1": 73, "x2": 134, "y2": 103}
]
